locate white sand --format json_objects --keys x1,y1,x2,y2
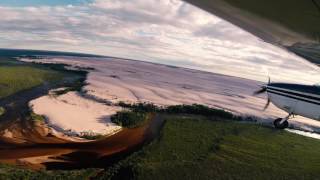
[
  {"x1": 30, "y1": 92, "x2": 122, "y2": 135},
  {"x1": 21, "y1": 56, "x2": 320, "y2": 134}
]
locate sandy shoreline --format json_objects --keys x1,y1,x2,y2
[
  {"x1": 0, "y1": 113, "x2": 162, "y2": 170},
  {"x1": 29, "y1": 91, "x2": 122, "y2": 136},
  {"x1": 20, "y1": 56, "x2": 320, "y2": 135},
  {"x1": 0, "y1": 55, "x2": 317, "y2": 168}
]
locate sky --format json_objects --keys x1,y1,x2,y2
[
  {"x1": 0, "y1": 0, "x2": 320, "y2": 84},
  {"x1": 0, "y1": 0, "x2": 92, "y2": 6}
]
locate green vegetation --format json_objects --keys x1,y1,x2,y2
[
  {"x1": 0, "y1": 66, "x2": 64, "y2": 98},
  {"x1": 30, "y1": 111, "x2": 45, "y2": 122},
  {"x1": 114, "y1": 103, "x2": 235, "y2": 128},
  {"x1": 102, "y1": 115, "x2": 320, "y2": 180},
  {"x1": 0, "y1": 107, "x2": 5, "y2": 116},
  {"x1": 79, "y1": 131, "x2": 105, "y2": 140},
  {"x1": 111, "y1": 111, "x2": 149, "y2": 128},
  {"x1": 118, "y1": 102, "x2": 235, "y2": 119},
  {"x1": 0, "y1": 164, "x2": 100, "y2": 180},
  {"x1": 118, "y1": 102, "x2": 160, "y2": 112},
  {"x1": 164, "y1": 104, "x2": 234, "y2": 119},
  {"x1": 0, "y1": 57, "x2": 89, "y2": 98},
  {"x1": 1, "y1": 102, "x2": 320, "y2": 179}
]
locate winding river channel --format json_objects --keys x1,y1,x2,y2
[{"x1": 0, "y1": 64, "x2": 165, "y2": 169}]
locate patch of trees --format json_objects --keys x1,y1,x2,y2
[
  {"x1": 118, "y1": 102, "x2": 159, "y2": 112},
  {"x1": 113, "y1": 102, "x2": 242, "y2": 128},
  {"x1": 30, "y1": 111, "x2": 45, "y2": 122},
  {"x1": 111, "y1": 111, "x2": 148, "y2": 128},
  {"x1": 118, "y1": 102, "x2": 236, "y2": 119},
  {"x1": 164, "y1": 104, "x2": 234, "y2": 119}
]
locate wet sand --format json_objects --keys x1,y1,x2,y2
[{"x1": 0, "y1": 113, "x2": 164, "y2": 169}]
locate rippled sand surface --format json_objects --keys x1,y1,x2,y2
[{"x1": 21, "y1": 56, "x2": 320, "y2": 134}]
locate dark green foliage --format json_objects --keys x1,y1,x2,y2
[
  {"x1": 118, "y1": 102, "x2": 234, "y2": 119},
  {"x1": 30, "y1": 112, "x2": 45, "y2": 122},
  {"x1": 118, "y1": 102, "x2": 160, "y2": 113},
  {"x1": 79, "y1": 131, "x2": 104, "y2": 140},
  {"x1": 0, "y1": 164, "x2": 100, "y2": 180},
  {"x1": 111, "y1": 111, "x2": 148, "y2": 128},
  {"x1": 100, "y1": 115, "x2": 320, "y2": 180},
  {"x1": 0, "y1": 107, "x2": 5, "y2": 116},
  {"x1": 164, "y1": 104, "x2": 234, "y2": 119},
  {"x1": 3, "y1": 115, "x2": 320, "y2": 179}
]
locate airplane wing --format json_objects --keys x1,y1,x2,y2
[{"x1": 184, "y1": 0, "x2": 320, "y2": 66}]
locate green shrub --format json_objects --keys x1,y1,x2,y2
[
  {"x1": 164, "y1": 104, "x2": 234, "y2": 119},
  {"x1": 30, "y1": 112, "x2": 45, "y2": 122},
  {"x1": 118, "y1": 102, "x2": 234, "y2": 119},
  {"x1": 111, "y1": 111, "x2": 148, "y2": 128},
  {"x1": 79, "y1": 131, "x2": 104, "y2": 140},
  {"x1": 0, "y1": 107, "x2": 5, "y2": 116},
  {"x1": 118, "y1": 102, "x2": 160, "y2": 112}
]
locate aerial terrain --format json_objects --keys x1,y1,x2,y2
[
  {"x1": 0, "y1": 0, "x2": 319, "y2": 179},
  {"x1": 0, "y1": 50, "x2": 318, "y2": 179}
]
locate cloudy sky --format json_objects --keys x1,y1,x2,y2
[{"x1": 1, "y1": 0, "x2": 320, "y2": 84}]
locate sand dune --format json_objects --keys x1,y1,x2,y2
[
  {"x1": 29, "y1": 91, "x2": 122, "y2": 135},
  {"x1": 20, "y1": 57, "x2": 320, "y2": 134}
]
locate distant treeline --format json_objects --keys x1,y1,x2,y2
[
  {"x1": 111, "y1": 102, "x2": 240, "y2": 128},
  {"x1": 23, "y1": 61, "x2": 89, "y2": 95},
  {"x1": 118, "y1": 102, "x2": 235, "y2": 119},
  {"x1": 0, "y1": 49, "x2": 104, "y2": 58}
]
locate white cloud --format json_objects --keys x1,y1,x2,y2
[{"x1": 0, "y1": 0, "x2": 319, "y2": 84}]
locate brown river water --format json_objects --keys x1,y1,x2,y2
[{"x1": 0, "y1": 75, "x2": 165, "y2": 170}]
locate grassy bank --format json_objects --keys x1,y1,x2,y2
[
  {"x1": 101, "y1": 115, "x2": 320, "y2": 180},
  {"x1": 0, "y1": 113, "x2": 320, "y2": 179},
  {"x1": 0, "y1": 164, "x2": 100, "y2": 180},
  {"x1": 0, "y1": 57, "x2": 89, "y2": 98},
  {"x1": 0, "y1": 65, "x2": 63, "y2": 98}
]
